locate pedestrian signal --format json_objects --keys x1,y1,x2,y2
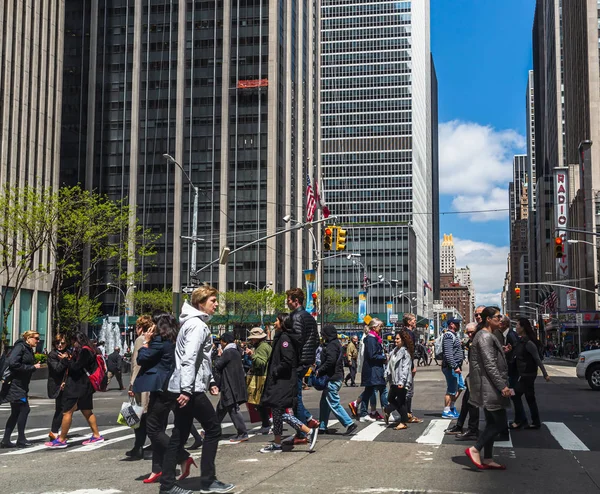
[
  {"x1": 336, "y1": 227, "x2": 347, "y2": 251},
  {"x1": 324, "y1": 227, "x2": 333, "y2": 251},
  {"x1": 555, "y1": 237, "x2": 564, "y2": 259}
]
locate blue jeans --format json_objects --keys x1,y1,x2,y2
[
  {"x1": 319, "y1": 380, "x2": 353, "y2": 429},
  {"x1": 294, "y1": 375, "x2": 311, "y2": 437},
  {"x1": 358, "y1": 391, "x2": 378, "y2": 416},
  {"x1": 359, "y1": 385, "x2": 388, "y2": 417}
]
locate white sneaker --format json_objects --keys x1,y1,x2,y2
[
  {"x1": 360, "y1": 415, "x2": 376, "y2": 423},
  {"x1": 307, "y1": 428, "x2": 318, "y2": 451}
]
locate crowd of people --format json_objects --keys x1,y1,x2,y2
[{"x1": 0, "y1": 287, "x2": 554, "y2": 489}]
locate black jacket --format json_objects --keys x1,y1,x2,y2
[
  {"x1": 316, "y1": 326, "x2": 344, "y2": 381},
  {"x1": 214, "y1": 345, "x2": 248, "y2": 407},
  {"x1": 47, "y1": 349, "x2": 68, "y2": 399},
  {"x1": 133, "y1": 337, "x2": 175, "y2": 393},
  {"x1": 261, "y1": 331, "x2": 298, "y2": 409},
  {"x1": 106, "y1": 351, "x2": 123, "y2": 373},
  {"x1": 0, "y1": 340, "x2": 36, "y2": 403},
  {"x1": 62, "y1": 346, "x2": 95, "y2": 400},
  {"x1": 289, "y1": 306, "x2": 319, "y2": 368}
]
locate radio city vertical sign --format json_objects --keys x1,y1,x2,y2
[{"x1": 555, "y1": 168, "x2": 569, "y2": 279}]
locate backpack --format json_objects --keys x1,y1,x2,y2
[
  {"x1": 83, "y1": 346, "x2": 108, "y2": 392},
  {"x1": 434, "y1": 334, "x2": 444, "y2": 360}
]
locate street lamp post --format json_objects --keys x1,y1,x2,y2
[
  {"x1": 107, "y1": 282, "x2": 136, "y2": 347},
  {"x1": 394, "y1": 291, "x2": 418, "y2": 314}
]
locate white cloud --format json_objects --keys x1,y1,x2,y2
[
  {"x1": 439, "y1": 120, "x2": 526, "y2": 222},
  {"x1": 452, "y1": 236, "x2": 509, "y2": 307}
]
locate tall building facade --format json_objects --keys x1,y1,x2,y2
[
  {"x1": 454, "y1": 266, "x2": 474, "y2": 322},
  {"x1": 60, "y1": 0, "x2": 318, "y2": 310},
  {"x1": 440, "y1": 233, "x2": 455, "y2": 274},
  {"x1": 526, "y1": 70, "x2": 538, "y2": 311},
  {"x1": 0, "y1": 0, "x2": 65, "y2": 349},
  {"x1": 320, "y1": 0, "x2": 437, "y2": 315},
  {"x1": 509, "y1": 155, "x2": 528, "y2": 223}
]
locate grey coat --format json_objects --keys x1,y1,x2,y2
[
  {"x1": 384, "y1": 346, "x2": 413, "y2": 389},
  {"x1": 468, "y1": 329, "x2": 510, "y2": 411}
]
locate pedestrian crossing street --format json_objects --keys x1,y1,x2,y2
[{"x1": 0, "y1": 415, "x2": 595, "y2": 456}]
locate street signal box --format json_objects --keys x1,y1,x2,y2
[
  {"x1": 514, "y1": 287, "x2": 521, "y2": 300},
  {"x1": 555, "y1": 237, "x2": 564, "y2": 259},
  {"x1": 324, "y1": 227, "x2": 334, "y2": 251},
  {"x1": 336, "y1": 227, "x2": 347, "y2": 251}
]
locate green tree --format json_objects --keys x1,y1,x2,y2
[
  {"x1": 59, "y1": 293, "x2": 102, "y2": 332},
  {"x1": 219, "y1": 290, "x2": 287, "y2": 327},
  {"x1": 322, "y1": 288, "x2": 355, "y2": 323},
  {"x1": 48, "y1": 186, "x2": 158, "y2": 332},
  {"x1": 132, "y1": 289, "x2": 173, "y2": 315},
  {"x1": 0, "y1": 186, "x2": 58, "y2": 351}
]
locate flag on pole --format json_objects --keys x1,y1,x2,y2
[
  {"x1": 306, "y1": 174, "x2": 317, "y2": 221},
  {"x1": 313, "y1": 178, "x2": 330, "y2": 218},
  {"x1": 423, "y1": 279, "x2": 433, "y2": 291}
]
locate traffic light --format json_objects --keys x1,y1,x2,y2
[
  {"x1": 324, "y1": 227, "x2": 333, "y2": 251},
  {"x1": 336, "y1": 227, "x2": 347, "y2": 251},
  {"x1": 515, "y1": 287, "x2": 521, "y2": 300},
  {"x1": 555, "y1": 236, "x2": 564, "y2": 258}
]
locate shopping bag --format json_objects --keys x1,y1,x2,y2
[
  {"x1": 246, "y1": 374, "x2": 267, "y2": 405},
  {"x1": 117, "y1": 399, "x2": 143, "y2": 429},
  {"x1": 246, "y1": 402, "x2": 271, "y2": 423}
]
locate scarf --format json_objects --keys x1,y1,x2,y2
[
  {"x1": 369, "y1": 330, "x2": 382, "y2": 344},
  {"x1": 224, "y1": 343, "x2": 237, "y2": 352}
]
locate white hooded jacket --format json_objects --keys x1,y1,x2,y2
[{"x1": 168, "y1": 301, "x2": 214, "y2": 395}]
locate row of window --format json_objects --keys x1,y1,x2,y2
[
  {"x1": 322, "y1": 14, "x2": 411, "y2": 30},
  {"x1": 323, "y1": 114, "x2": 413, "y2": 126},
  {"x1": 322, "y1": 86, "x2": 412, "y2": 101},
  {"x1": 322, "y1": 75, "x2": 412, "y2": 90},
  {"x1": 323, "y1": 25, "x2": 411, "y2": 42},
  {"x1": 322, "y1": 50, "x2": 411, "y2": 66},
  {"x1": 322, "y1": 63, "x2": 411, "y2": 78},
  {"x1": 322, "y1": 136, "x2": 412, "y2": 153},
  {"x1": 322, "y1": 2, "x2": 411, "y2": 17},
  {"x1": 323, "y1": 150, "x2": 412, "y2": 164},
  {"x1": 322, "y1": 101, "x2": 412, "y2": 114},
  {"x1": 322, "y1": 37, "x2": 411, "y2": 54}
]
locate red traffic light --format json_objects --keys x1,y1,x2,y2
[
  {"x1": 555, "y1": 237, "x2": 563, "y2": 245},
  {"x1": 324, "y1": 227, "x2": 332, "y2": 236},
  {"x1": 312, "y1": 292, "x2": 318, "y2": 299},
  {"x1": 514, "y1": 287, "x2": 521, "y2": 295}
]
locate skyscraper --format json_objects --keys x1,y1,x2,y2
[
  {"x1": 320, "y1": 0, "x2": 437, "y2": 315},
  {"x1": 440, "y1": 234, "x2": 455, "y2": 275},
  {"x1": 60, "y1": 0, "x2": 318, "y2": 310},
  {"x1": 0, "y1": 0, "x2": 65, "y2": 348}
]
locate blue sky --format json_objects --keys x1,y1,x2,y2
[{"x1": 430, "y1": 0, "x2": 536, "y2": 304}]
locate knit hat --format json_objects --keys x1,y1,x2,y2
[{"x1": 220, "y1": 332, "x2": 234, "y2": 344}]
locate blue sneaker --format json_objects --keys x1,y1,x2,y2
[
  {"x1": 441, "y1": 410, "x2": 455, "y2": 419},
  {"x1": 451, "y1": 408, "x2": 460, "y2": 418},
  {"x1": 82, "y1": 435, "x2": 104, "y2": 445}
]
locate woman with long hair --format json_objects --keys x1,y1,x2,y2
[
  {"x1": 465, "y1": 306, "x2": 512, "y2": 470},
  {"x1": 0, "y1": 331, "x2": 42, "y2": 448},
  {"x1": 510, "y1": 318, "x2": 550, "y2": 430},
  {"x1": 47, "y1": 333, "x2": 69, "y2": 441},
  {"x1": 45, "y1": 331, "x2": 103, "y2": 448},
  {"x1": 383, "y1": 329, "x2": 414, "y2": 430}
]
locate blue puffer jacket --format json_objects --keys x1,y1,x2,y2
[{"x1": 360, "y1": 333, "x2": 386, "y2": 386}]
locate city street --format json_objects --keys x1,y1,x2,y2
[{"x1": 0, "y1": 360, "x2": 598, "y2": 494}]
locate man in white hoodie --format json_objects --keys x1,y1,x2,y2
[{"x1": 159, "y1": 286, "x2": 234, "y2": 494}]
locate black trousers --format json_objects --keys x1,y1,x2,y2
[
  {"x1": 512, "y1": 376, "x2": 540, "y2": 426},
  {"x1": 256, "y1": 405, "x2": 271, "y2": 428},
  {"x1": 107, "y1": 370, "x2": 124, "y2": 389},
  {"x1": 145, "y1": 391, "x2": 188, "y2": 474},
  {"x1": 51, "y1": 396, "x2": 63, "y2": 434},
  {"x1": 344, "y1": 362, "x2": 357, "y2": 385},
  {"x1": 384, "y1": 385, "x2": 409, "y2": 423},
  {"x1": 2, "y1": 400, "x2": 30, "y2": 443},
  {"x1": 133, "y1": 413, "x2": 147, "y2": 449},
  {"x1": 160, "y1": 392, "x2": 222, "y2": 490},
  {"x1": 474, "y1": 408, "x2": 507, "y2": 459},
  {"x1": 456, "y1": 387, "x2": 479, "y2": 431}
]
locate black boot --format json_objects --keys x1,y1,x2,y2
[
  {"x1": 455, "y1": 429, "x2": 479, "y2": 441},
  {"x1": 125, "y1": 446, "x2": 144, "y2": 459}
]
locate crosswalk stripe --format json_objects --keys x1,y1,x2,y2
[
  {"x1": 544, "y1": 422, "x2": 590, "y2": 451},
  {"x1": 494, "y1": 432, "x2": 513, "y2": 449},
  {"x1": 72, "y1": 425, "x2": 174, "y2": 453},
  {"x1": 0, "y1": 427, "x2": 46, "y2": 436},
  {"x1": 24, "y1": 426, "x2": 89, "y2": 442},
  {"x1": 351, "y1": 421, "x2": 387, "y2": 442},
  {"x1": 416, "y1": 419, "x2": 451, "y2": 445}
]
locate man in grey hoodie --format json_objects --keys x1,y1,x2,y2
[{"x1": 159, "y1": 286, "x2": 234, "y2": 494}]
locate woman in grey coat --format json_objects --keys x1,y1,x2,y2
[
  {"x1": 383, "y1": 330, "x2": 414, "y2": 430},
  {"x1": 466, "y1": 306, "x2": 512, "y2": 470}
]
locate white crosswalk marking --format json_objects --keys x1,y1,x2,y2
[
  {"x1": 0, "y1": 427, "x2": 46, "y2": 436},
  {"x1": 73, "y1": 425, "x2": 174, "y2": 453},
  {"x1": 351, "y1": 421, "x2": 387, "y2": 441},
  {"x1": 544, "y1": 422, "x2": 590, "y2": 451},
  {"x1": 495, "y1": 432, "x2": 513, "y2": 449},
  {"x1": 416, "y1": 419, "x2": 451, "y2": 445}
]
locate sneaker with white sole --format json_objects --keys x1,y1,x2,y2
[
  {"x1": 257, "y1": 426, "x2": 272, "y2": 435},
  {"x1": 44, "y1": 438, "x2": 68, "y2": 449},
  {"x1": 260, "y1": 443, "x2": 282, "y2": 454},
  {"x1": 441, "y1": 410, "x2": 456, "y2": 419},
  {"x1": 359, "y1": 415, "x2": 376, "y2": 423},
  {"x1": 229, "y1": 433, "x2": 249, "y2": 444},
  {"x1": 82, "y1": 435, "x2": 104, "y2": 445},
  {"x1": 199, "y1": 479, "x2": 235, "y2": 493},
  {"x1": 307, "y1": 427, "x2": 318, "y2": 451}
]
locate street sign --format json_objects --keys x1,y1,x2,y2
[
  {"x1": 389, "y1": 314, "x2": 398, "y2": 323},
  {"x1": 108, "y1": 316, "x2": 120, "y2": 323},
  {"x1": 543, "y1": 313, "x2": 550, "y2": 320},
  {"x1": 433, "y1": 300, "x2": 443, "y2": 310},
  {"x1": 576, "y1": 313, "x2": 583, "y2": 325}
]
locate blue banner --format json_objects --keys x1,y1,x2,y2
[
  {"x1": 304, "y1": 269, "x2": 317, "y2": 315},
  {"x1": 386, "y1": 301, "x2": 394, "y2": 327},
  {"x1": 358, "y1": 291, "x2": 367, "y2": 323}
]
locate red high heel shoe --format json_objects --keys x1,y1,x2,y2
[
  {"x1": 178, "y1": 457, "x2": 197, "y2": 481},
  {"x1": 142, "y1": 472, "x2": 162, "y2": 484}
]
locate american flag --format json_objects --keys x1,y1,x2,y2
[
  {"x1": 313, "y1": 178, "x2": 330, "y2": 219},
  {"x1": 306, "y1": 174, "x2": 317, "y2": 221},
  {"x1": 423, "y1": 279, "x2": 433, "y2": 291}
]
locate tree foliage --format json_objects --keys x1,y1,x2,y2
[
  {"x1": 132, "y1": 289, "x2": 173, "y2": 315},
  {"x1": 0, "y1": 186, "x2": 58, "y2": 351},
  {"x1": 59, "y1": 292, "x2": 102, "y2": 332},
  {"x1": 321, "y1": 288, "x2": 355, "y2": 322},
  {"x1": 219, "y1": 290, "x2": 287, "y2": 326}
]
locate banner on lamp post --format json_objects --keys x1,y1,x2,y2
[
  {"x1": 386, "y1": 301, "x2": 394, "y2": 327},
  {"x1": 358, "y1": 291, "x2": 367, "y2": 323},
  {"x1": 304, "y1": 269, "x2": 317, "y2": 314}
]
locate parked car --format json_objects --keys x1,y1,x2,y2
[{"x1": 576, "y1": 349, "x2": 600, "y2": 390}]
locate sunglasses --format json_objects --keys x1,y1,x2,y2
[
  {"x1": 491, "y1": 314, "x2": 503, "y2": 320},
  {"x1": 31, "y1": 336, "x2": 40, "y2": 340}
]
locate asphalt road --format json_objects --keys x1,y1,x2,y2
[{"x1": 0, "y1": 358, "x2": 598, "y2": 494}]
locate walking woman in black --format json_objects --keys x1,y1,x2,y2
[
  {"x1": 133, "y1": 312, "x2": 193, "y2": 484},
  {"x1": 511, "y1": 318, "x2": 550, "y2": 430},
  {"x1": 47, "y1": 333, "x2": 69, "y2": 441},
  {"x1": 0, "y1": 331, "x2": 42, "y2": 448},
  {"x1": 466, "y1": 306, "x2": 512, "y2": 470}
]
